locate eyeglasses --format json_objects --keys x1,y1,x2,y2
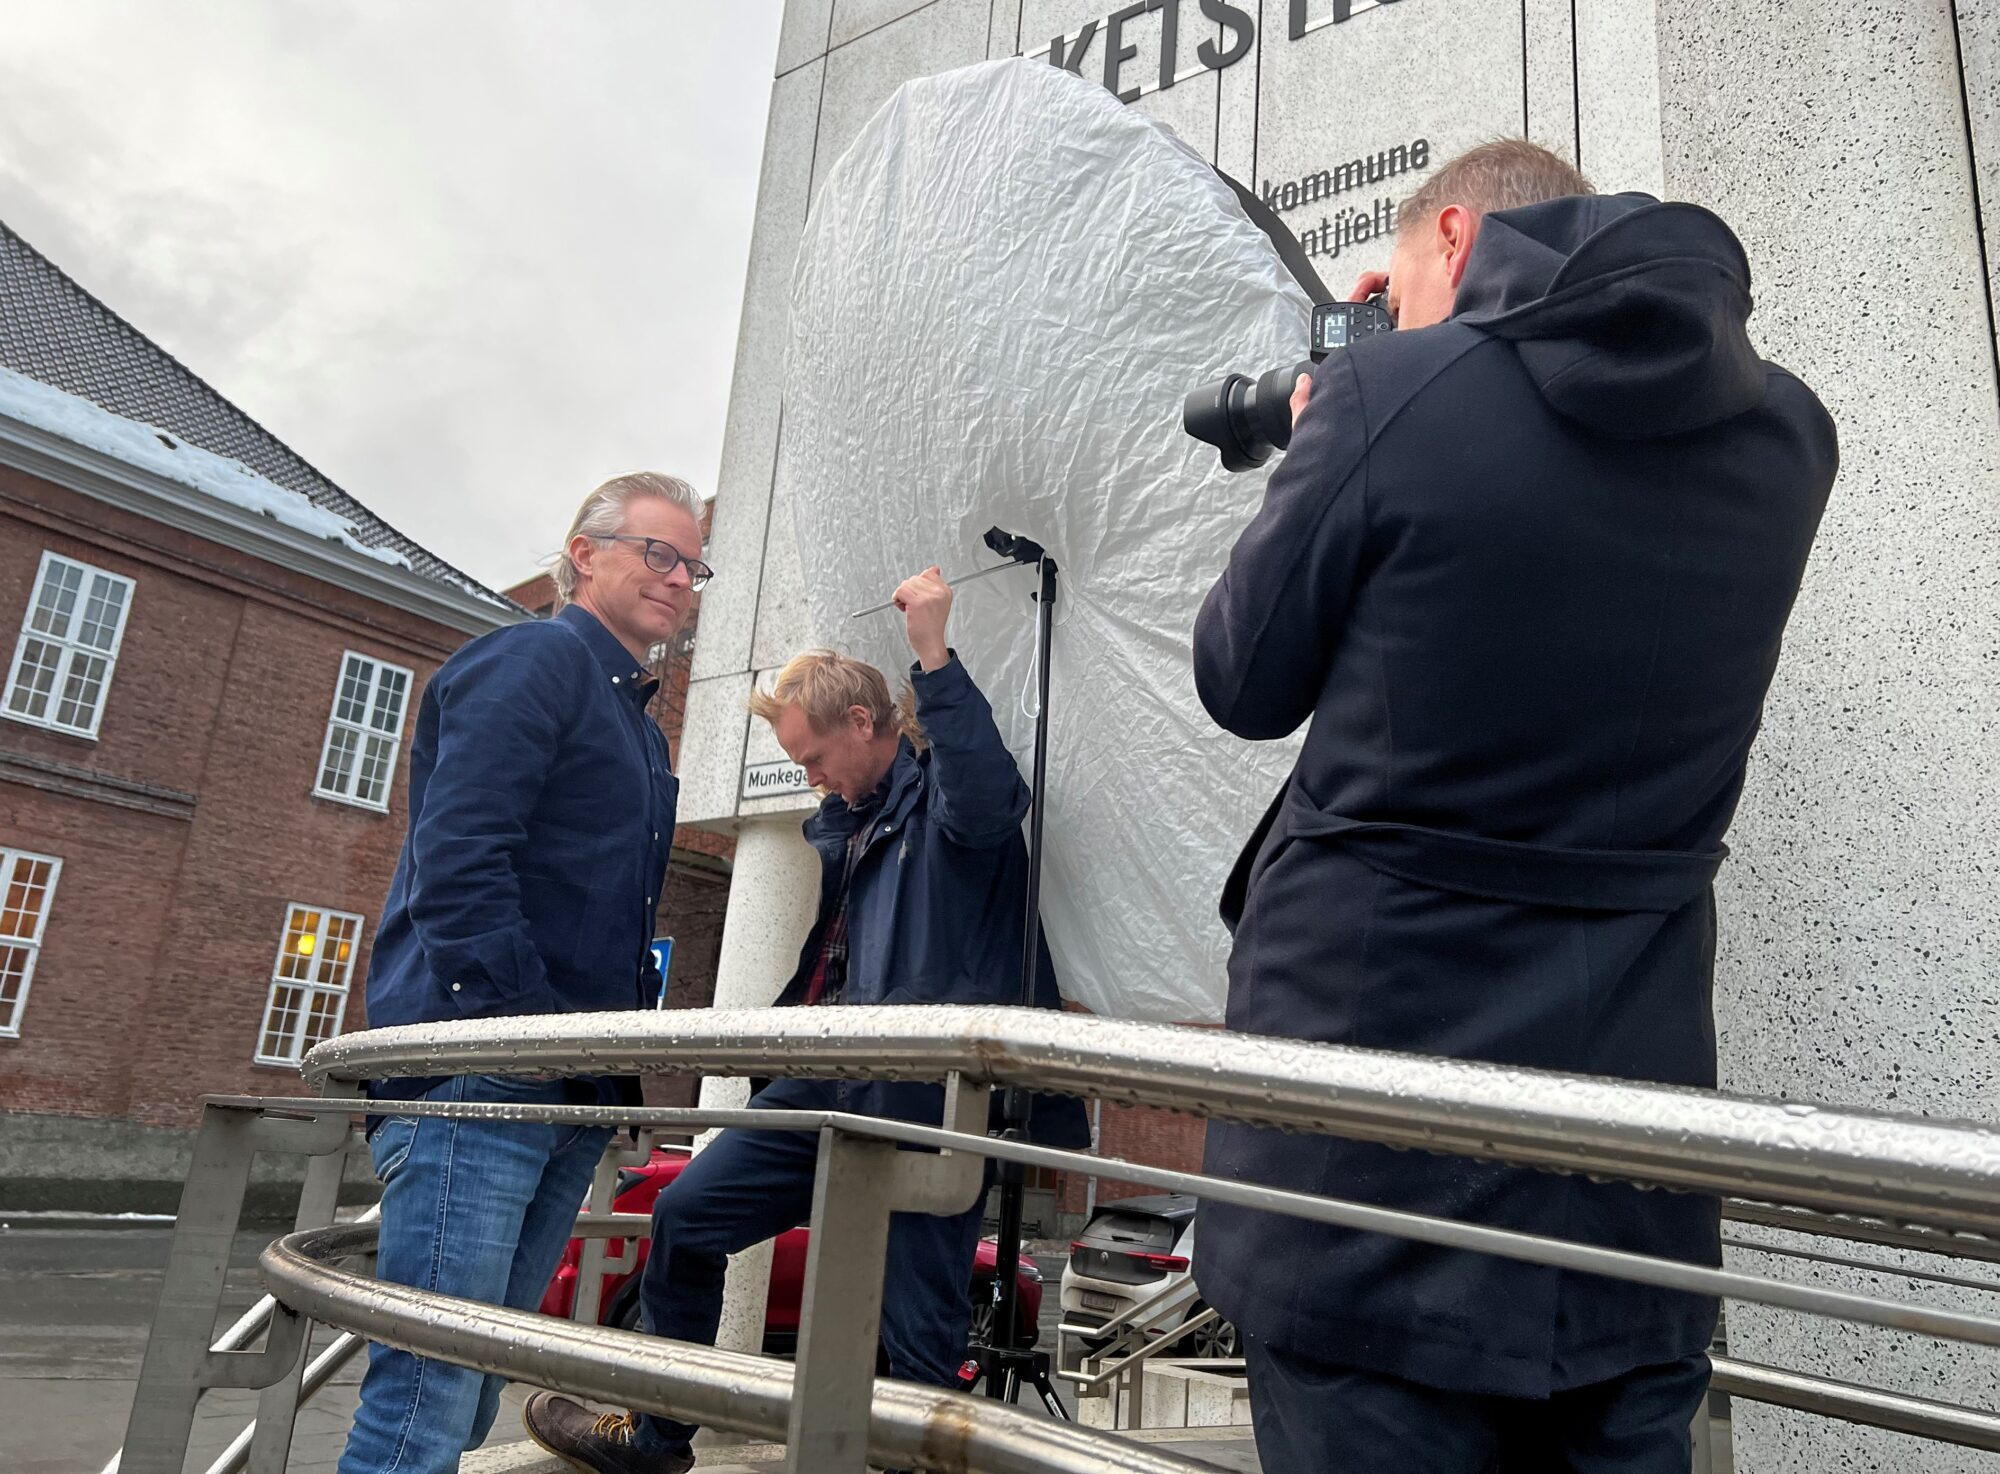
[{"x1": 596, "y1": 535, "x2": 714, "y2": 590}]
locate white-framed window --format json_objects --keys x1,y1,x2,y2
[
  {"x1": 5, "y1": 551, "x2": 135, "y2": 739},
  {"x1": 0, "y1": 847, "x2": 62, "y2": 1038},
  {"x1": 313, "y1": 651, "x2": 413, "y2": 811},
  {"x1": 254, "y1": 903, "x2": 364, "y2": 1066}
]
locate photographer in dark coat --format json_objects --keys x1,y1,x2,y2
[
  {"x1": 1194, "y1": 141, "x2": 1837, "y2": 1471},
  {"x1": 526, "y1": 566, "x2": 1088, "y2": 1474}
]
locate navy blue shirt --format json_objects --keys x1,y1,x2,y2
[{"x1": 364, "y1": 603, "x2": 678, "y2": 1101}]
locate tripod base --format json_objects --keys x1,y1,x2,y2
[{"x1": 963, "y1": 1342, "x2": 1070, "y2": 1419}]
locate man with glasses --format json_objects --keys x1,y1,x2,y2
[{"x1": 337, "y1": 472, "x2": 711, "y2": 1474}]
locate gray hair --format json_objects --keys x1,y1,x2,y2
[
  {"x1": 1397, "y1": 138, "x2": 1593, "y2": 232},
  {"x1": 551, "y1": 471, "x2": 703, "y2": 605}
]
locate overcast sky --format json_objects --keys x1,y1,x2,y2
[{"x1": 0, "y1": 3, "x2": 781, "y2": 591}]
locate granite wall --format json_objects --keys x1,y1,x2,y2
[
  {"x1": 1658, "y1": 2, "x2": 2000, "y2": 1468},
  {"x1": 688, "y1": 5, "x2": 2000, "y2": 1464}
]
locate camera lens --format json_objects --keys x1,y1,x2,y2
[
  {"x1": 1183, "y1": 375, "x2": 1258, "y2": 472},
  {"x1": 1182, "y1": 361, "x2": 1312, "y2": 472}
]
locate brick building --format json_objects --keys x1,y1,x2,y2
[{"x1": 0, "y1": 222, "x2": 730, "y2": 1208}]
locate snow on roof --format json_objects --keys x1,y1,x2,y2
[
  {"x1": 0, "y1": 364, "x2": 410, "y2": 569},
  {"x1": 1, "y1": 221, "x2": 509, "y2": 605}
]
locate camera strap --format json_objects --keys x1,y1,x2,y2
[{"x1": 1214, "y1": 166, "x2": 1333, "y2": 305}]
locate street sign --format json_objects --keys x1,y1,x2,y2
[
  {"x1": 651, "y1": 937, "x2": 674, "y2": 1007},
  {"x1": 742, "y1": 759, "x2": 812, "y2": 800}
]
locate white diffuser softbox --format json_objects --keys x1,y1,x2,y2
[{"x1": 781, "y1": 58, "x2": 1311, "y2": 1023}]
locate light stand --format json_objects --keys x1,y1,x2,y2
[{"x1": 964, "y1": 526, "x2": 1069, "y2": 1418}]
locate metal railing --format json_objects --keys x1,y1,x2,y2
[
  {"x1": 115, "y1": 1005, "x2": 2000, "y2": 1473},
  {"x1": 100, "y1": 1198, "x2": 668, "y2": 1474},
  {"x1": 1056, "y1": 1268, "x2": 1210, "y2": 1388}
]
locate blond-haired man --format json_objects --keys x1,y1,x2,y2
[{"x1": 525, "y1": 568, "x2": 1086, "y2": 1474}]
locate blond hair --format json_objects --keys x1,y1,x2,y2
[
  {"x1": 749, "y1": 649, "x2": 924, "y2": 747},
  {"x1": 1397, "y1": 139, "x2": 1593, "y2": 232},
  {"x1": 551, "y1": 471, "x2": 702, "y2": 606}
]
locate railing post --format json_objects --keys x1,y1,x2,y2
[
  {"x1": 787, "y1": 1128, "x2": 905, "y2": 1472},
  {"x1": 246, "y1": 1083, "x2": 360, "y2": 1474},
  {"x1": 573, "y1": 1130, "x2": 654, "y2": 1326},
  {"x1": 120, "y1": 1101, "x2": 350, "y2": 1474},
  {"x1": 786, "y1": 1076, "x2": 989, "y2": 1473}
]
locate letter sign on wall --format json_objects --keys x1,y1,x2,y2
[
  {"x1": 1027, "y1": 0, "x2": 1409, "y2": 101},
  {"x1": 741, "y1": 760, "x2": 813, "y2": 800}
]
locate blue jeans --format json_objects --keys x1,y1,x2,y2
[
  {"x1": 336, "y1": 1075, "x2": 613, "y2": 1474},
  {"x1": 633, "y1": 1080, "x2": 984, "y2": 1460},
  {"x1": 1244, "y1": 1335, "x2": 1710, "y2": 1473}
]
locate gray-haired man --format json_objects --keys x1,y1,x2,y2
[{"x1": 338, "y1": 473, "x2": 709, "y2": 1474}]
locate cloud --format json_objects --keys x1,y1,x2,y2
[{"x1": 0, "y1": 1, "x2": 781, "y2": 590}]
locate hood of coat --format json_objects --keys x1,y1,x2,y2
[{"x1": 1452, "y1": 191, "x2": 1765, "y2": 437}]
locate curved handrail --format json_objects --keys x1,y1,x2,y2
[
  {"x1": 304, "y1": 1005, "x2": 2000, "y2": 1236},
  {"x1": 263, "y1": 1224, "x2": 1214, "y2": 1474}
]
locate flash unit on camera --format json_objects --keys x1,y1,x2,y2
[{"x1": 1311, "y1": 298, "x2": 1395, "y2": 355}]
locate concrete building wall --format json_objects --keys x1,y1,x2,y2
[
  {"x1": 685, "y1": 0, "x2": 1671, "y2": 854},
  {"x1": 692, "y1": 6, "x2": 2000, "y2": 1464},
  {"x1": 1655, "y1": 3, "x2": 2000, "y2": 1469}
]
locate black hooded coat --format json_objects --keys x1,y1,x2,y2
[{"x1": 1192, "y1": 194, "x2": 1837, "y2": 1396}]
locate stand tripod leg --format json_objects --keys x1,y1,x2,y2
[
  {"x1": 1034, "y1": 1373, "x2": 1069, "y2": 1420},
  {"x1": 964, "y1": 1334, "x2": 1072, "y2": 1419}
]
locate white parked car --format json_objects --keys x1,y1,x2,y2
[{"x1": 1058, "y1": 1193, "x2": 1239, "y2": 1365}]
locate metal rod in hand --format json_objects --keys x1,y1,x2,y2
[{"x1": 847, "y1": 561, "x2": 1021, "y2": 619}]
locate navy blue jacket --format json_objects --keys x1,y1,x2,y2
[
  {"x1": 764, "y1": 654, "x2": 1090, "y2": 1148},
  {"x1": 1193, "y1": 196, "x2": 1836, "y2": 1396},
  {"x1": 365, "y1": 603, "x2": 678, "y2": 1101}
]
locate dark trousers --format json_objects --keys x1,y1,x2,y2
[
  {"x1": 1245, "y1": 1336, "x2": 1711, "y2": 1474},
  {"x1": 631, "y1": 1084, "x2": 985, "y2": 1458}
]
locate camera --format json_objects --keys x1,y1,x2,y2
[{"x1": 1183, "y1": 298, "x2": 1394, "y2": 472}]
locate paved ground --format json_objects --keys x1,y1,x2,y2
[
  {"x1": 0, "y1": 1222, "x2": 1076, "y2": 1474},
  {"x1": 0, "y1": 1223, "x2": 394, "y2": 1474}
]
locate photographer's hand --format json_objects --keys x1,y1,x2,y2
[
  {"x1": 1290, "y1": 372, "x2": 1313, "y2": 431},
  {"x1": 1294, "y1": 270, "x2": 1394, "y2": 429},
  {"x1": 893, "y1": 566, "x2": 954, "y2": 672},
  {"x1": 1347, "y1": 270, "x2": 1390, "y2": 304}
]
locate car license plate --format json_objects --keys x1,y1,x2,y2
[{"x1": 1081, "y1": 1291, "x2": 1119, "y2": 1313}]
